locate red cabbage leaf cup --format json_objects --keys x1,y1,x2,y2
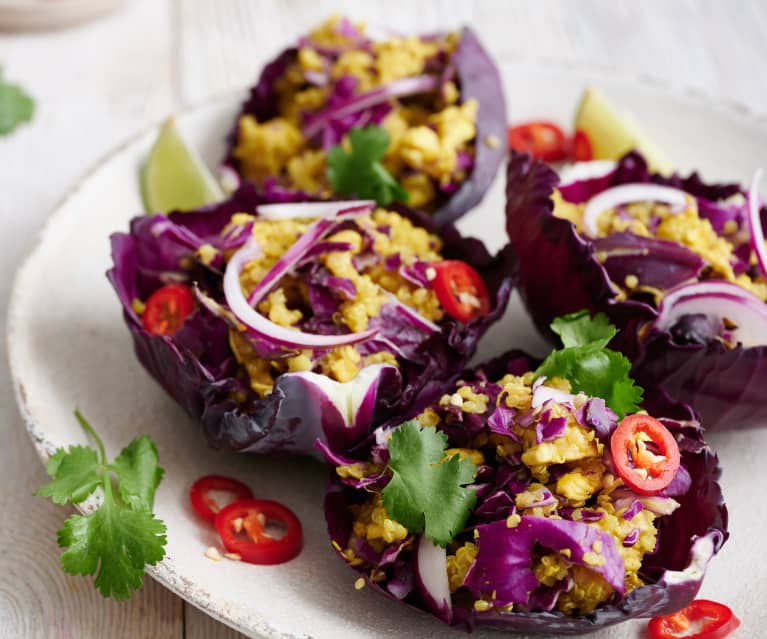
[
  {"x1": 108, "y1": 184, "x2": 512, "y2": 457},
  {"x1": 322, "y1": 351, "x2": 728, "y2": 634},
  {"x1": 506, "y1": 150, "x2": 767, "y2": 430}
]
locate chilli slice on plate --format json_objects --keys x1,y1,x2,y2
[
  {"x1": 321, "y1": 345, "x2": 727, "y2": 634},
  {"x1": 108, "y1": 186, "x2": 512, "y2": 457},
  {"x1": 506, "y1": 149, "x2": 767, "y2": 430},
  {"x1": 221, "y1": 15, "x2": 507, "y2": 226}
]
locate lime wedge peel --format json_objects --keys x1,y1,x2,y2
[
  {"x1": 574, "y1": 87, "x2": 673, "y2": 175},
  {"x1": 141, "y1": 117, "x2": 225, "y2": 214}
]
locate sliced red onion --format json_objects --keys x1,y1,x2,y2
[
  {"x1": 359, "y1": 335, "x2": 408, "y2": 361},
  {"x1": 297, "y1": 241, "x2": 355, "y2": 265},
  {"x1": 531, "y1": 382, "x2": 575, "y2": 409},
  {"x1": 224, "y1": 238, "x2": 378, "y2": 349},
  {"x1": 246, "y1": 204, "x2": 370, "y2": 306},
  {"x1": 654, "y1": 280, "x2": 767, "y2": 348},
  {"x1": 747, "y1": 169, "x2": 767, "y2": 277},
  {"x1": 193, "y1": 286, "x2": 240, "y2": 328},
  {"x1": 256, "y1": 200, "x2": 374, "y2": 221},
  {"x1": 414, "y1": 535, "x2": 452, "y2": 623},
  {"x1": 303, "y1": 74, "x2": 439, "y2": 140},
  {"x1": 220, "y1": 220, "x2": 254, "y2": 251},
  {"x1": 612, "y1": 490, "x2": 680, "y2": 516},
  {"x1": 636, "y1": 496, "x2": 680, "y2": 516},
  {"x1": 582, "y1": 183, "x2": 690, "y2": 237},
  {"x1": 386, "y1": 294, "x2": 440, "y2": 334}
]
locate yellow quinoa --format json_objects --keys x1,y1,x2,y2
[
  {"x1": 552, "y1": 187, "x2": 767, "y2": 302},
  {"x1": 232, "y1": 15, "x2": 477, "y2": 212},
  {"x1": 343, "y1": 373, "x2": 672, "y2": 616},
  {"x1": 227, "y1": 207, "x2": 445, "y2": 397}
]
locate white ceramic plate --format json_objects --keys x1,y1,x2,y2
[
  {"x1": 0, "y1": 0, "x2": 125, "y2": 30},
  {"x1": 8, "y1": 60, "x2": 767, "y2": 638}
]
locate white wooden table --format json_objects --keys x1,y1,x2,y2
[{"x1": 1, "y1": 1, "x2": 765, "y2": 637}]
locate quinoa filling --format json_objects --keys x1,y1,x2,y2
[
  {"x1": 232, "y1": 15, "x2": 479, "y2": 211},
  {"x1": 335, "y1": 372, "x2": 684, "y2": 616},
  {"x1": 216, "y1": 207, "x2": 446, "y2": 397},
  {"x1": 552, "y1": 189, "x2": 767, "y2": 304}
]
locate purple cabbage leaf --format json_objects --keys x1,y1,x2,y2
[
  {"x1": 323, "y1": 350, "x2": 728, "y2": 633},
  {"x1": 222, "y1": 26, "x2": 506, "y2": 227},
  {"x1": 505, "y1": 149, "x2": 767, "y2": 430},
  {"x1": 108, "y1": 186, "x2": 512, "y2": 457}
]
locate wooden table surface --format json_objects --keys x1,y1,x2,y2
[{"x1": 1, "y1": 1, "x2": 766, "y2": 637}]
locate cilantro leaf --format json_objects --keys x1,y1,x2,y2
[
  {"x1": 536, "y1": 312, "x2": 643, "y2": 418},
  {"x1": 110, "y1": 436, "x2": 164, "y2": 511},
  {"x1": 58, "y1": 497, "x2": 167, "y2": 600},
  {"x1": 0, "y1": 68, "x2": 34, "y2": 135},
  {"x1": 45, "y1": 448, "x2": 68, "y2": 477},
  {"x1": 35, "y1": 445, "x2": 101, "y2": 505},
  {"x1": 610, "y1": 375, "x2": 645, "y2": 417},
  {"x1": 326, "y1": 125, "x2": 409, "y2": 206},
  {"x1": 37, "y1": 411, "x2": 167, "y2": 599},
  {"x1": 381, "y1": 421, "x2": 476, "y2": 547},
  {"x1": 551, "y1": 310, "x2": 616, "y2": 349}
]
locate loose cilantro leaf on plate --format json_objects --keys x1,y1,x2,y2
[
  {"x1": 326, "y1": 125, "x2": 409, "y2": 206},
  {"x1": 536, "y1": 311, "x2": 643, "y2": 418},
  {"x1": 110, "y1": 436, "x2": 164, "y2": 511},
  {"x1": 58, "y1": 496, "x2": 167, "y2": 599},
  {"x1": 381, "y1": 420, "x2": 476, "y2": 547},
  {"x1": 0, "y1": 67, "x2": 34, "y2": 135},
  {"x1": 35, "y1": 445, "x2": 101, "y2": 505},
  {"x1": 36, "y1": 410, "x2": 166, "y2": 600}
]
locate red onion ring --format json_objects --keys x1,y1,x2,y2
[
  {"x1": 224, "y1": 237, "x2": 378, "y2": 350},
  {"x1": 654, "y1": 280, "x2": 767, "y2": 348},
  {"x1": 582, "y1": 183, "x2": 690, "y2": 237},
  {"x1": 256, "y1": 200, "x2": 374, "y2": 221}
]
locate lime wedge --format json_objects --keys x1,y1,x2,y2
[
  {"x1": 574, "y1": 87, "x2": 673, "y2": 175},
  {"x1": 141, "y1": 117, "x2": 224, "y2": 213}
]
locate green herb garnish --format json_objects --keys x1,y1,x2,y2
[
  {"x1": 535, "y1": 310, "x2": 643, "y2": 418},
  {"x1": 36, "y1": 410, "x2": 166, "y2": 600},
  {"x1": 0, "y1": 67, "x2": 34, "y2": 135},
  {"x1": 381, "y1": 420, "x2": 476, "y2": 547},
  {"x1": 326, "y1": 125, "x2": 409, "y2": 206}
]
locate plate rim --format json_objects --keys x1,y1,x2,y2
[
  {"x1": 3, "y1": 88, "x2": 284, "y2": 638},
  {"x1": 0, "y1": 0, "x2": 128, "y2": 32},
  {"x1": 7, "y1": 60, "x2": 767, "y2": 638}
]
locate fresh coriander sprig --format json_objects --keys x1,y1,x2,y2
[
  {"x1": 36, "y1": 410, "x2": 167, "y2": 600},
  {"x1": 0, "y1": 66, "x2": 34, "y2": 135},
  {"x1": 535, "y1": 310, "x2": 643, "y2": 418},
  {"x1": 326, "y1": 125, "x2": 409, "y2": 206},
  {"x1": 381, "y1": 420, "x2": 477, "y2": 548}
]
